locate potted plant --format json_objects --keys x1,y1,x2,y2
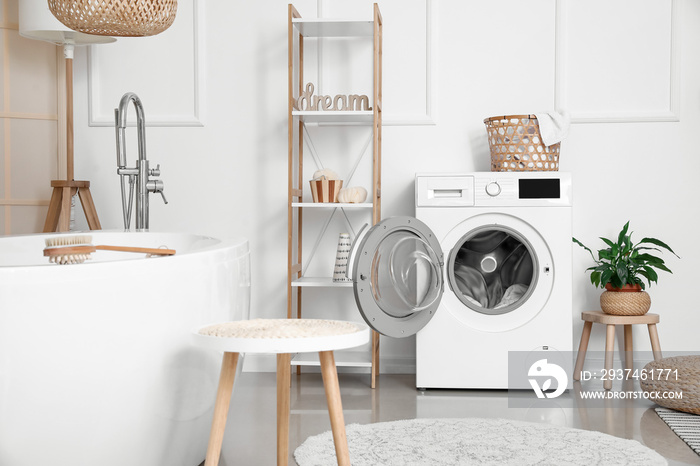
[{"x1": 573, "y1": 221, "x2": 679, "y2": 315}]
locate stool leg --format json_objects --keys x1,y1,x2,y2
[
  {"x1": 58, "y1": 186, "x2": 72, "y2": 232},
  {"x1": 205, "y1": 352, "x2": 239, "y2": 466},
  {"x1": 43, "y1": 187, "x2": 62, "y2": 232},
  {"x1": 604, "y1": 324, "x2": 615, "y2": 390},
  {"x1": 78, "y1": 187, "x2": 102, "y2": 230},
  {"x1": 624, "y1": 324, "x2": 633, "y2": 371},
  {"x1": 648, "y1": 324, "x2": 663, "y2": 361},
  {"x1": 319, "y1": 351, "x2": 350, "y2": 466},
  {"x1": 277, "y1": 353, "x2": 291, "y2": 466},
  {"x1": 574, "y1": 321, "x2": 593, "y2": 381}
]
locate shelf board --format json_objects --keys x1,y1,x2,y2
[
  {"x1": 292, "y1": 19, "x2": 374, "y2": 38},
  {"x1": 292, "y1": 202, "x2": 372, "y2": 209},
  {"x1": 291, "y1": 350, "x2": 371, "y2": 367},
  {"x1": 292, "y1": 110, "x2": 374, "y2": 123},
  {"x1": 292, "y1": 277, "x2": 353, "y2": 287}
]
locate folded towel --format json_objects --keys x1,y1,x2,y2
[{"x1": 534, "y1": 111, "x2": 570, "y2": 146}]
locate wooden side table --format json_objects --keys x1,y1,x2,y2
[
  {"x1": 194, "y1": 319, "x2": 370, "y2": 466},
  {"x1": 573, "y1": 310, "x2": 662, "y2": 390}
]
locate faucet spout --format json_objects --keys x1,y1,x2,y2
[
  {"x1": 114, "y1": 92, "x2": 165, "y2": 231},
  {"x1": 116, "y1": 92, "x2": 147, "y2": 164}
]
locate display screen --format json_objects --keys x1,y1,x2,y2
[{"x1": 519, "y1": 179, "x2": 560, "y2": 199}]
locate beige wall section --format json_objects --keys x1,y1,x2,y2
[{"x1": 0, "y1": 0, "x2": 61, "y2": 235}]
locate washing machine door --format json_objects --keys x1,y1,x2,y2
[{"x1": 349, "y1": 216, "x2": 444, "y2": 338}]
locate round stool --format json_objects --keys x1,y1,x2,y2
[
  {"x1": 573, "y1": 311, "x2": 662, "y2": 390},
  {"x1": 193, "y1": 318, "x2": 370, "y2": 466}
]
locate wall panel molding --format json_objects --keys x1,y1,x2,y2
[
  {"x1": 554, "y1": 0, "x2": 680, "y2": 123},
  {"x1": 87, "y1": 0, "x2": 205, "y2": 127},
  {"x1": 318, "y1": 0, "x2": 436, "y2": 126}
]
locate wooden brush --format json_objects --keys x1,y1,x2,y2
[{"x1": 44, "y1": 235, "x2": 176, "y2": 264}]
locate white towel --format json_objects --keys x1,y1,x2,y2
[{"x1": 534, "y1": 111, "x2": 570, "y2": 146}]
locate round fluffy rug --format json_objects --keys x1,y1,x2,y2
[{"x1": 294, "y1": 418, "x2": 667, "y2": 466}]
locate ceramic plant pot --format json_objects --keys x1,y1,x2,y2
[{"x1": 600, "y1": 283, "x2": 651, "y2": 316}]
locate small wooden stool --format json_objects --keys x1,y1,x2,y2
[
  {"x1": 574, "y1": 310, "x2": 662, "y2": 390},
  {"x1": 194, "y1": 319, "x2": 370, "y2": 466},
  {"x1": 43, "y1": 180, "x2": 101, "y2": 232}
]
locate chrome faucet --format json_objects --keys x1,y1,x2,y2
[{"x1": 115, "y1": 92, "x2": 167, "y2": 230}]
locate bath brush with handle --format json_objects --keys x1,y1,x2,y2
[{"x1": 43, "y1": 235, "x2": 176, "y2": 264}]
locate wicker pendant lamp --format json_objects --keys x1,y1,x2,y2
[{"x1": 48, "y1": 0, "x2": 178, "y2": 37}]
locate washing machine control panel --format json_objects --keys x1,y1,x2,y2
[
  {"x1": 416, "y1": 173, "x2": 572, "y2": 207},
  {"x1": 474, "y1": 175, "x2": 571, "y2": 207}
]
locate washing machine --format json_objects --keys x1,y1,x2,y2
[{"x1": 346, "y1": 172, "x2": 572, "y2": 390}]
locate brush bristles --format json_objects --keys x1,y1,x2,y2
[
  {"x1": 45, "y1": 234, "x2": 94, "y2": 265},
  {"x1": 45, "y1": 234, "x2": 92, "y2": 249}
]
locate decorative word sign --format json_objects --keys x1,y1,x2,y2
[{"x1": 294, "y1": 83, "x2": 372, "y2": 112}]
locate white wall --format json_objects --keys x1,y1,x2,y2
[{"x1": 70, "y1": 0, "x2": 700, "y2": 372}]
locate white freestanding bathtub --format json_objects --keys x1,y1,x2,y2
[{"x1": 0, "y1": 231, "x2": 250, "y2": 466}]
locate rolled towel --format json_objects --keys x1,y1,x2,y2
[{"x1": 534, "y1": 111, "x2": 570, "y2": 146}]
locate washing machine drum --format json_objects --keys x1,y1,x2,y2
[{"x1": 448, "y1": 226, "x2": 537, "y2": 315}]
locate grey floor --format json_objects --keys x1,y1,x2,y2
[{"x1": 212, "y1": 372, "x2": 700, "y2": 466}]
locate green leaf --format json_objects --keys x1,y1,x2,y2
[
  {"x1": 635, "y1": 253, "x2": 664, "y2": 264},
  {"x1": 639, "y1": 237, "x2": 679, "y2": 258},
  {"x1": 641, "y1": 266, "x2": 658, "y2": 283},
  {"x1": 611, "y1": 244, "x2": 619, "y2": 257},
  {"x1": 617, "y1": 221, "x2": 630, "y2": 247},
  {"x1": 610, "y1": 274, "x2": 623, "y2": 288},
  {"x1": 598, "y1": 249, "x2": 612, "y2": 261},
  {"x1": 572, "y1": 237, "x2": 597, "y2": 262},
  {"x1": 600, "y1": 269, "x2": 614, "y2": 288},
  {"x1": 600, "y1": 237, "x2": 615, "y2": 248},
  {"x1": 590, "y1": 271, "x2": 601, "y2": 288},
  {"x1": 636, "y1": 246, "x2": 662, "y2": 254},
  {"x1": 616, "y1": 263, "x2": 629, "y2": 285}
]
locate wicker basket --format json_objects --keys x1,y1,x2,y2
[
  {"x1": 600, "y1": 290, "x2": 651, "y2": 315},
  {"x1": 640, "y1": 356, "x2": 700, "y2": 415},
  {"x1": 48, "y1": 0, "x2": 178, "y2": 37},
  {"x1": 484, "y1": 115, "x2": 560, "y2": 172}
]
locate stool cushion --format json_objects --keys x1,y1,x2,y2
[
  {"x1": 640, "y1": 355, "x2": 700, "y2": 415},
  {"x1": 194, "y1": 319, "x2": 370, "y2": 354},
  {"x1": 200, "y1": 319, "x2": 361, "y2": 339}
]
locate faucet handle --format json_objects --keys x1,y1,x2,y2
[
  {"x1": 150, "y1": 164, "x2": 161, "y2": 177},
  {"x1": 146, "y1": 179, "x2": 168, "y2": 204}
]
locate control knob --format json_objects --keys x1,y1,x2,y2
[{"x1": 485, "y1": 181, "x2": 501, "y2": 197}]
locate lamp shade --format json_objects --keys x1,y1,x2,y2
[
  {"x1": 47, "y1": 0, "x2": 177, "y2": 37},
  {"x1": 19, "y1": 0, "x2": 116, "y2": 45}
]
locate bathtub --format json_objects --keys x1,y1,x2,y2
[{"x1": 0, "y1": 231, "x2": 250, "y2": 466}]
